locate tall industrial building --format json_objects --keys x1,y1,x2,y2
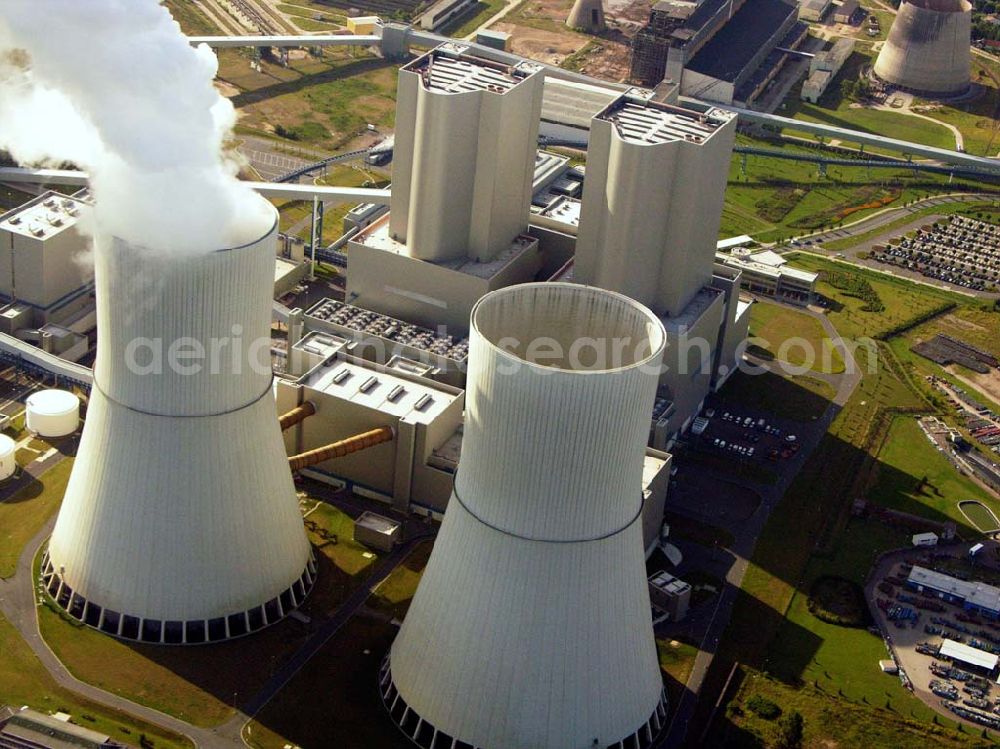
[
  {"x1": 575, "y1": 90, "x2": 736, "y2": 318},
  {"x1": 873, "y1": 0, "x2": 971, "y2": 97},
  {"x1": 43, "y1": 202, "x2": 314, "y2": 644},
  {"x1": 348, "y1": 43, "x2": 545, "y2": 332},
  {"x1": 570, "y1": 90, "x2": 747, "y2": 440},
  {"x1": 382, "y1": 283, "x2": 669, "y2": 748}
]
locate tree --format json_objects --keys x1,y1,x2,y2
[{"x1": 776, "y1": 710, "x2": 804, "y2": 749}]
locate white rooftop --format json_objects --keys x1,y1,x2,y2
[
  {"x1": 649, "y1": 570, "x2": 691, "y2": 596},
  {"x1": 599, "y1": 91, "x2": 734, "y2": 146},
  {"x1": 358, "y1": 215, "x2": 537, "y2": 281},
  {"x1": 940, "y1": 638, "x2": 999, "y2": 671},
  {"x1": 0, "y1": 191, "x2": 87, "y2": 240},
  {"x1": 303, "y1": 354, "x2": 459, "y2": 426},
  {"x1": 908, "y1": 565, "x2": 1000, "y2": 614},
  {"x1": 407, "y1": 44, "x2": 540, "y2": 95}
]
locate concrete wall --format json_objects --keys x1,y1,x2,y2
[
  {"x1": 0, "y1": 225, "x2": 92, "y2": 325},
  {"x1": 346, "y1": 232, "x2": 541, "y2": 334},
  {"x1": 873, "y1": 0, "x2": 971, "y2": 95}
]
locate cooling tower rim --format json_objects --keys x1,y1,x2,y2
[
  {"x1": 0, "y1": 434, "x2": 15, "y2": 457},
  {"x1": 107, "y1": 198, "x2": 278, "y2": 256},
  {"x1": 470, "y1": 282, "x2": 667, "y2": 375},
  {"x1": 899, "y1": 0, "x2": 971, "y2": 13}
]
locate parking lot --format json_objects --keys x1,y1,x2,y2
[
  {"x1": 691, "y1": 406, "x2": 802, "y2": 467},
  {"x1": 871, "y1": 215, "x2": 1000, "y2": 292},
  {"x1": 871, "y1": 552, "x2": 1000, "y2": 730}
]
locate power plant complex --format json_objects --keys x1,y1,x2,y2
[
  {"x1": 11, "y1": 36, "x2": 754, "y2": 746},
  {"x1": 873, "y1": 0, "x2": 972, "y2": 97}
]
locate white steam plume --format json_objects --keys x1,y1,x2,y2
[{"x1": 0, "y1": 1, "x2": 271, "y2": 253}]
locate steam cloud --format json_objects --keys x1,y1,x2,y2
[{"x1": 0, "y1": 0, "x2": 271, "y2": 253}]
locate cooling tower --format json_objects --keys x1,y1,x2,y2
[
  {"x1": 873, "y1": 0, "x2": 971, "y2": 96},
  {"x1": 567, "y1": 0, "x2": 606, "y2": 32},
  {"x1": 382, "y1": 283, "x2": 669, "y2": 748},
  {"x1": 42, "y1": 203, "x2": 314, "y2": 645}
]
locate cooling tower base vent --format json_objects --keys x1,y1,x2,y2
[
  {"x1": 378, "y1": 657, "x2": 669, "y2": 749},
  {"x1": 40, "y1": 549, "x2": 317, "y2": 645}
]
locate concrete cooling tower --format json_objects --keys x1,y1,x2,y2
[
  {"x1": 382, "y1": 283, "x2": 669, "y2": 748},
  {"x1": 873, "y1": 0, "x2": 971, "y2": 96},
  {"x1": 41, "y1": 202, "x2": 314, "y2": 645},
  {"x1": 567, "y1": 0, "x2": 606, "y2": 32}
]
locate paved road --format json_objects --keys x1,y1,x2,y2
[{"x1": 659, "y1": 301, "x2": 862, "y2": 747}]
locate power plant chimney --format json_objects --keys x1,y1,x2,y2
[
  {"x1": 567, "y1": 0, "x2": 606, "y2": 32},
  {"x1": 381, "y1": 283, "x2": 669, "y2": 747},
  {"x1": 42, "y1": 200, "x2": 315, "y2": 645}
]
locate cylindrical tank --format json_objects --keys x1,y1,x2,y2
[
  {"x1": 44, "y1": 198, "x2": 314, "y2": 645},
  {"x1": 26, "y1": 389, "x2": 80, "y2": 438},
  {"x1": 383, "y1": 283, "x2": 669, "y2": 748},
  {"x1": 873, "y1": 0, "x2": 972, "y2": 96},
  {"x1": 0, "y1": 434, "x2": 16, "y2": 479}
]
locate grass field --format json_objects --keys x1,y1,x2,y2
[
  {"x1": 867, "y1": 415, "x2": 998, "y2": 532},
  {"x1": 786, "y1": 253, "x2": 966, "y2": 340},
  {"x1": 38, "y1": 499, "x2": 377, "y2": 728},
  {"x1": 0, "y1": 613, "x2": 192, "y2": 749},
  {"x1": 908, "y1": 305, "x2": 1000, "y2": 361},
  {"x1": 369, "y1": 541, "x2": 431, "y2": 620},
  {"x1": 749, "y1": 302, "x2": 845, "y2": 374},
  {"x1": 715, "y1": 369, "x2": 837, "y2": 422},
  {"x1": 821, "y1": 201, "x2": 1000, "y2": 252},
  {"x1": 720, "y1": 136, "x2": 988, "y2": 243},
  {"x1": 0, "y1": 458, "x2": 73, "y2": 579},
  {"x1": 440, "y1": 0, "x2": 507, "y2": 37}
]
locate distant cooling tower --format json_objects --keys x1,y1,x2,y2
[
  {"x1": 42, "y1": 203, "x2": 314, "y2": 645},
  {"x1": 382, "y1": 283, "x2": 669, "y2": 747},
  {"x1": 567, "y1": 0, "x2": 606, "y2": 32},
  {"x1": 873, "y1": 0, "x2": 971, "y2": 96}
]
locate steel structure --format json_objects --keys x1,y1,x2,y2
[
  {"x1": 42, "y1": 201, "x2": 314, "y2": 645},
  {"x1": 383, "y1": 282, "x2": 669, "y2": 748}
]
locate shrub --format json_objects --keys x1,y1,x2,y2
[{"x1": 746, "y1": 694, "x2": 781, "y2": 720}]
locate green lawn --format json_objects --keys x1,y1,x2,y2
[
  {"x1": 821, "y1": 201, "x2": 1000, "y2": 252},
  {"x1": 867, "y1": 415, "x2": 998, "y2": 532},
  {"x1": 38, "y1": 500, "x2": 378, "y2": 728},
  {"x1": 369, "y1": 540, "x2": 432, "y2": 619},
  {"x1": 716, "y1": 369, "x2": 837, "y2": 422},
  {"x1": 0, "y1": 613, "x2": 192, "y2": 749},
  {"x1": 787, "y1": 253, "x2": 966, "y2": 340},
  {"x1": 0, "y1": 458, "x2": 73, "y2": 579},
  {"x1": 960, "y1": 500, "x2": 1000, "y2": 533},
  {"x1": 749, "y1": 302, "x2": 845, "y2": 374}
]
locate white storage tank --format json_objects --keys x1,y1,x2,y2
[
  {"x1": 0, "y1": 434, "x2": 16, "y2": 479},
  {"x1": 26, "y1": 389, "x2": 80, "y2": 438}
]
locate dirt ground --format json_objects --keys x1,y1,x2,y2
[
  {"x1": 495, "y1": 0, "x2": 654, "y2": 82},
  {"x1": 948, "y1": 366, "x2": 1000, "y2": 408}
]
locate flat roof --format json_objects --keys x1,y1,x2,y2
[
  {"x1": 908, "y1": 565, "x2": 1000, "y2": 614},
  {"x1": 717, "y1": 235, "x2": 755, "y2": 250},
  {"x1": 597, "y1": 90, "x2": 732, "y2": 145},
  {"x1": 306, "y1": 297, "x2": 469, "y2": 361},
  {"x1": 940, "y1": 638, "x2": 999, "y2": 671},
  {"x1": 403, "y1": 43, "x2": 541, "y2": 94},
  {"x1": 649, "y1": 570, "x2": 691, "y2": 595},
  {"x1": 357, "y1": 214, "x2": 538, "y2": 281},
  {"x1": 687, "y1": 0, "x2": 798, "y2": 82},
  {"x1": 302, "y1": 354, "x2": 459, "y2": 425},
  {"x1": 662, "y1": 286, "x2": 723, "y2": 331},
  {"x1": 541, "y1": 78, "x2": 620, "y2": 130},
  {"x1": 356, "y1": 511, "x2": 401, "y2": 535},
  {"x1": 293, "y1": 331, "x2": 347, "y2": 360},
  {"x1": 0, "y1": 190, "x2": 87, "y2": 240},
  {"x1": 3, "y1": 709, "x2": 111, "y2": 749}
]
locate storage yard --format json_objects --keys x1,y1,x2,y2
[
  {"x1": 871, "y1": 216, "x2": 1000, "y2": 292},
  {"x1": 871, "y1": 553, "x2": 1000, "y2": 730}
]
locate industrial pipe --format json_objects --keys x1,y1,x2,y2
[
  {"x1": 278, "y1": 401, "x2": 316, "y2": 431},
  {"x1": 287, "y1": 426, "x2": 394, "y2": 472}
]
